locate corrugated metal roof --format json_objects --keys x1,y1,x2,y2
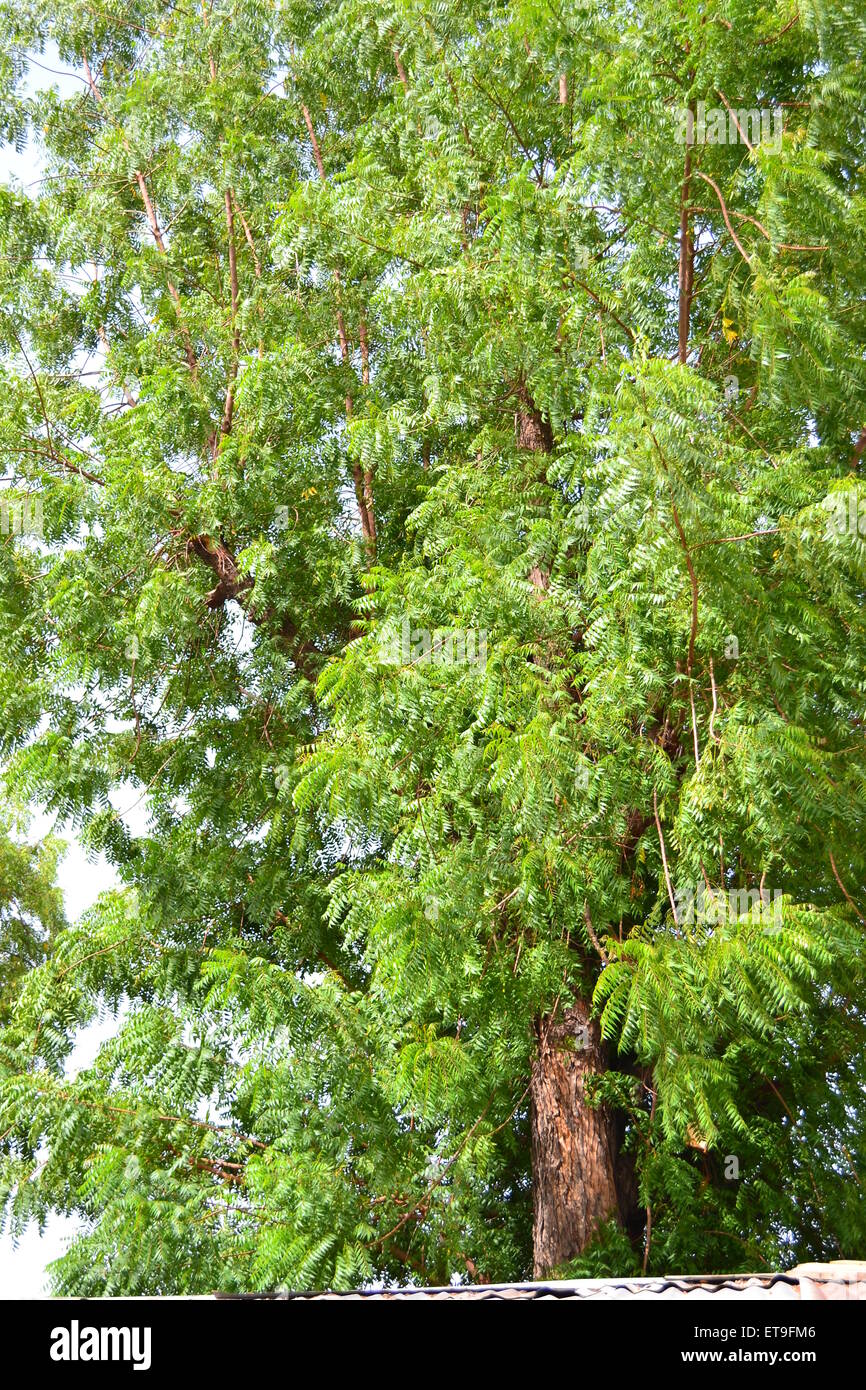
[{"x1": 216, "y1": 1261, "x2": 866, "y2": 1300}]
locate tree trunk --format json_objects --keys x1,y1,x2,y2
[
  {"x1": 530, "y1": 995, "x2": 621, "y2": 1278},
  {"x1": 514, "y1": 381, "x2": 633, "y2": 1276}
]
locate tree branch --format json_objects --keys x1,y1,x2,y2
[
  {"x1": 653, "y1": 789, "x2": 679, "y2": 927},
  {"x1": 218, "y1": 187, "x2": 241, "y2": 444}
]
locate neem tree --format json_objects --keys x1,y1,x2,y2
[{"x1": 0, "y1": 0, "x2": 865, "y2": 1291}]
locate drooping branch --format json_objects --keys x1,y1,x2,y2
[
  {"x1": 648, "y1": 425, "x2": 699, "y2": 674},
  {"x1": 653, "y1": 789, "x2": 679, "y2": 926},
  {"x1": 694, "y1": 170, "x2": 753, "y2": 267},
  {"x1": 573, "y1": 280, "x2": 636, "y2": 345},
  {"x1": 358, "y1": 315, "x2": 377, "y2": 555},
  {"x1": 97, "y1": 324, "x2": 137, "y2": 408},
  {"x1": 82, "y1": 53, "x2": 199, "y2": 379},
  {"x1": 9, "y1": 323, "x2": 105, "y2": 485},
  {"x1": 31, "y1": 1078, "x2": 267, "y2": 1152},
  {"x1": 232, "y1": 194, "x2": 262, "y2": 278},
  {"x1": 677, "y1": 119, "x2": 694, "y2": 363},
  {"x1": 185, "y1": 534, "x2": 317, "y2": 676},
  {"x1": 393, "y1": 46, "x2": 410, "y2": 91},
  {"x1": 670, "y1": 495, "x2": 699, "y2": 675},
  {"x1": 299, "y1": 97, "x2": 377, "y2": 553},
  {"x1": 219, "y1": 187, "x2": 241, "y2": 444},
  {"x1": 300, "y1": 101, "x2": 327, "y2": 181}
]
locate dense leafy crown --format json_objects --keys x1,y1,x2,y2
[{"x1": 0, "y1": 0, "x2": 864, "y2": 1291}]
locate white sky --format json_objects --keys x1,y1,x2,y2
[{"x1": 1, "y1": 45, "x2": 119, "y2": 1297}]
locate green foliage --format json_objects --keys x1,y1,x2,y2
[
  {"x1": 0, "y1": 809, "x2": 65, "y2": 1023},
  {"x1": 0, "y1": 0, "x2": 864, "y2": 1290}
]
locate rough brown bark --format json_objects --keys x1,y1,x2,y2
[
  {"x1": 530, "y1": 996, "x2": 621, "y2": 1278},
  {"x1": 516, "y1": 399, "x2": 553, "y2": 453},
  {"x1": 188, "y1": 534, "x2": 252, "y2": 609}
]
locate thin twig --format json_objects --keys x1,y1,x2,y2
[
  {"x1": 694, "y1": 171, "x2": 752, "y2": 265},
  {"x1": 709, "y1": 657, "x2": 721, "y2": 744},
  {"x1": 654, "y1": 789, "x2": 679, "y2": 926},
  {"x1": 829, "y1": 850, "x2": 866, "y2": 924}
]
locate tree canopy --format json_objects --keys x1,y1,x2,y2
[{"x1": 0, "y1": 0, "x2": 864, "y2": 1291}]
